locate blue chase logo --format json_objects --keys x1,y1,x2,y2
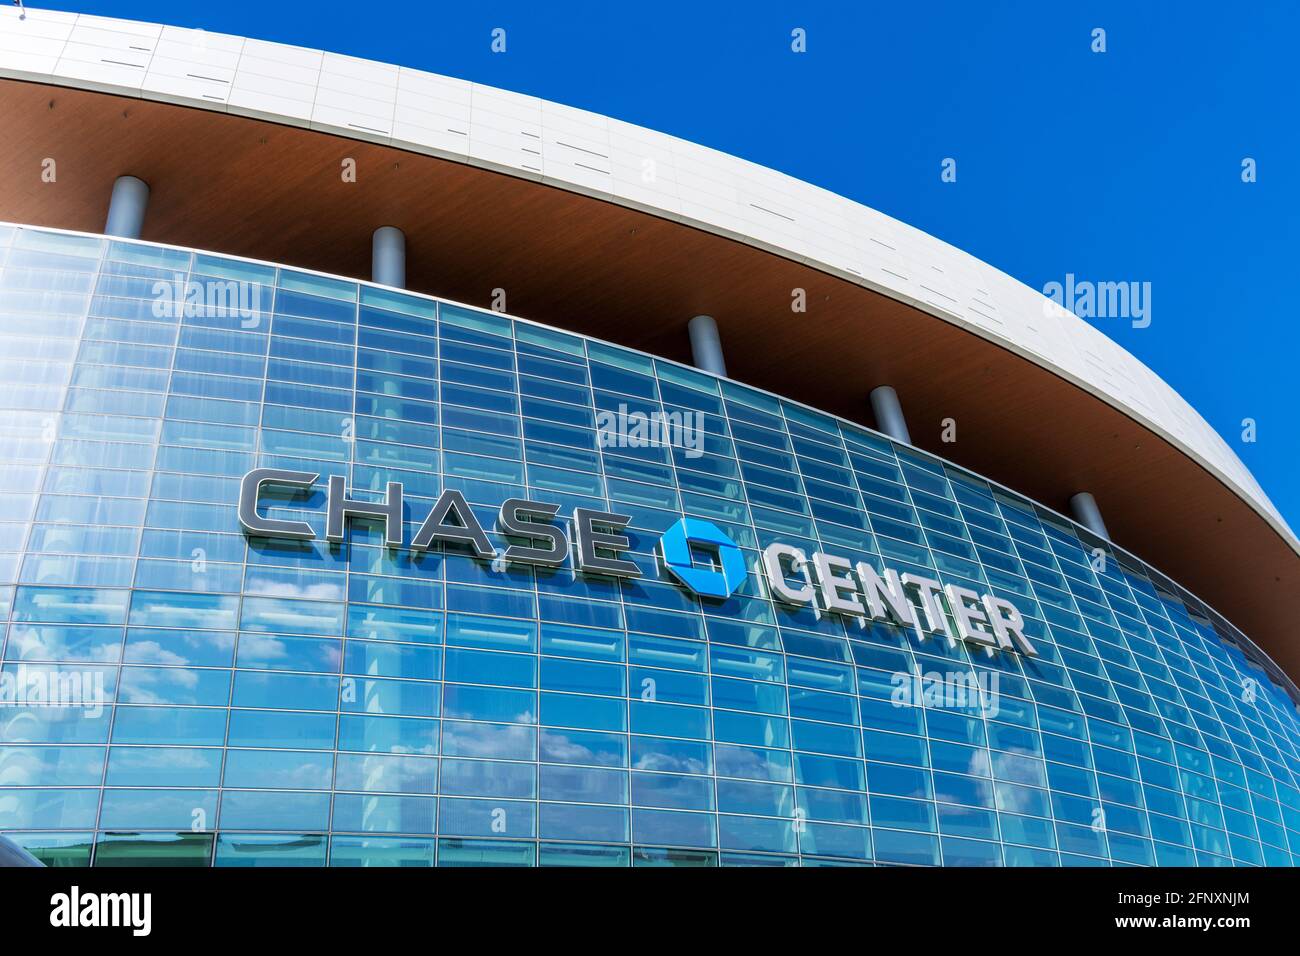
[{"x1": 658, "y1": 518, "x2": 747, "y2": 600}]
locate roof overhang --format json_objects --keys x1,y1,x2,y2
[{"x1": 0, "y1": 6, "x2": 1296, "y2": 684}]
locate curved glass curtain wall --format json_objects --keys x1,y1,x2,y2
[{"x1": 0, "y1": 224, "x2": 1298, "y2": 868}]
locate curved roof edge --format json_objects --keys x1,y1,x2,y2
[{"x1": 0, "y1": 6, "x2": 1291, "y2": 563}]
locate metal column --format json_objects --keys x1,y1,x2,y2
[
  {"x1": 104, "y1": 176, "x2": 150, "y2": 239},
  {"x1": 869, "y1": 385, "x2": 912, "y2": 444},
  {"x1": 1069, "y1": 492, "x2": 1111, "y2": 540},
  {"x1": 372, "y1": 226, "x2": 406, "y2": 288}
]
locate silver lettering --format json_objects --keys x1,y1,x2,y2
[
  {"x1": 411, "y1": 489, "x2": 494, "y2": 556},
  {"x1": 326, "y1": 475, "x2": 403, "y2": 547},
  {"x1": 237, "y1": 468, "x2": 317, "y2": 539},
  {"x1": 762, "y1": 543, "x2": 814, "y2": 604},
  {"x1": 856, "y1": 564, "x2": 916, "y2": 627}
]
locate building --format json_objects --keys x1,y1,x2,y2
[{"x1": 0, "y1": 7, "x2": 1296, "y2": 867}]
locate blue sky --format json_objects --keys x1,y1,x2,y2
[{"x1": 41, "y1": 0, "x2": 1299, "y2": 529}]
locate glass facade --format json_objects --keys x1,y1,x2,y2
[{"x1": 1, "y1": 223, "x2": 1298, "y2": 868}]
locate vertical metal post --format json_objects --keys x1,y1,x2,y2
[
  {"x1": 688, "y1": 315, "x2": 727, "y2": 377},
  {"x1": 869, "y1": 385, "x2": 912, "y2": 444},
  {"x1": 372, "y1": 226, "x2": 406, "y2": 288},
  {"x1": 1069, "y1": 492, "x2": 1111, "y2": 540},
  {"x1": 104, "y1": 175, "x2": 150, "y2": 239}
]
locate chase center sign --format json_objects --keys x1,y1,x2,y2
[{"x1": 239, "y1": 469, "x2": 1037, "y2": 659}]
